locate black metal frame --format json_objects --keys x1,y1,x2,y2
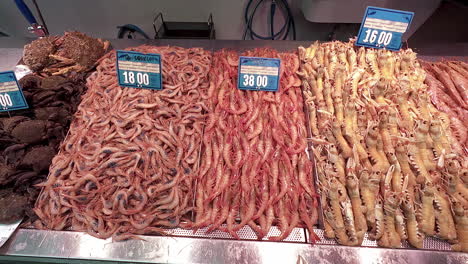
[{"x1": 153, "y1": 12, "x2": 215, "y2": 39}]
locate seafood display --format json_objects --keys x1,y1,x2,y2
[
  {"x1": 192, "y1": 48, "x2": 319, "y2": 241},
  {"x1": 0, "y1": 73, "x2": 87, "y2": 223},
  {"x1": 2, "y1": 33, "x2": 466, "y2": 262},
  {"x1": 298, "y1": 41, "x2": 468, "y2": 251},
  {"x1": 0, "y1": 32, "x2": 108, "y2": 224},
  {"x1": 23, "y1": 31, "x2": 109, "y2": 75},
  {"x1": 422, "y1": 61, "x2": 468, "y2": 147},
  {"x1": 33, "y1": 45, "x2": 211, "y2": 240}
]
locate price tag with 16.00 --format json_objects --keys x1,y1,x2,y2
[{"x1": 356, "y1": 6, "x2": 414, "y2": 51}]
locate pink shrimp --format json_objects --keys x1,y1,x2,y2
[
  {"x1": 268, "y1": 199, "x2": 290, "y2": 241},
  {"x1": 233, "y1": 189, "x2": 256, "y2": 232},
  {"x1": 206, "y1": 190, "x2": 231, "y2": 233},
  {"x1": 429, "y1": 63, "x2": 466, "y2": 108},
  {"x1": 447, "y1": 68, "x2": 468, "y2": 103},
  {"x1": 298, "y1": 155, "x2": 315, "y2": 197}
]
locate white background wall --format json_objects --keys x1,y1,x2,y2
[{"x1": 0, "y1": 0, "x2": 443, "y2": 41}]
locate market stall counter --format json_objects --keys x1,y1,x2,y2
[{"x1": 0, "y1": 38, "x2": 467, "y2": 264}]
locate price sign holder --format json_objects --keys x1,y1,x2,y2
[
  {"x1": 116, "y1": 50, "x2": 163, "y2": 90},
  {"x1": 0, "y1": 71, "x2": 28, "y2": 113},
  {"x1": 356, "y1": 6, "x2": 414, "y2": 51},
  {"x1": 238, "y1": 56, "x2": 281, "y2": 92}
]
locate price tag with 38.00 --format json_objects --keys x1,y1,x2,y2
[
  {"x1": 356, "y1": 6, "x2": 414, "y2": 51},
  {"x1": 238, "y1": 56, "x2": 281, "y2": 92},
  {"x1": 0, "y1": 71, "x2": 28, "y2": 113},
  {"x1": 116, "y1": 50, "x2": 163, "y2": 90}
]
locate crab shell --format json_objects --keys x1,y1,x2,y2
[
  {"x1": 20, "y1": 145, "x2": 55, "y2": 173},
  {"x1": 22, "y1": 31, "x2": 109, "y2": 75},
  {"x1": 11, "y1": 120, "x2": 47, "y2": 144},
  {"x1": 53, "y1": 31, "x2": 109, "y2": 70},
  {"x1": 0, "y1": 189, "x2": 28, "y2": 222},
  {"x1": 1, "y1": 116, "x2": 30, "y2": 133},
  {"x1": 0, "y1": 163, "x2": 15, "y2": 185},
  {"x1": 22, "y1": 36, "x2": 57, "y2": 71}
]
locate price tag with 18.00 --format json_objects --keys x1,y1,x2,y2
[
  {"x1": 116, "y1": 50, "x2": 163, "y2": 90},
  {"x1": 356, "y1": 6, "x2": 414, "y2": 51},
  {"x1": 0, "y1": 71, "x2": 28, "y2": 113},
  {"x1": 238, "y1": 56, "x2": 281, "y2": 92}
]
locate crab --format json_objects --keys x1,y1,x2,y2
[
  {"x1": 22, "y1": 36, "x2": 57, "y2": 72},
  {"x1": 35, "y1": 107, "x2": 70, "y2": 125},
  {"x1": 20, "y1": 145, "x2": 56, "y2": 173},
  {"x1": 0, "y1": 130, "x2": 16, "y2": 148},
  {"x1": 6, "y1": 118, "x2": 46, "y2": 144},
  {"x1": 1, "y1": 37, "x2": 98, "y2": 223},
  {"x1": 0, "y1": 188, "x2": 29, "y2": 222},
  {"x1": 0, "y1": 163, "x2": 15, "y2": 186},
  {"x1": 23, "y1": 31, "x2": 110, "y2": 75},
  {"x1": 17, "y1": 74, "x2": 85, "y2": 126},
  {"x1": 2, "y1": 38, "x2": 97, "y2": 222}
]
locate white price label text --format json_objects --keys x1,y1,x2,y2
[
  {"x1": 362, "y1": 29, "x2": 392, "y2": 46},
  {"x1": 0, "y1": 93, "x2": 13, "y2": 108},
  {"x1": 242, "y1": 75, "x2": 268, "y2": 88},
  {"x1": 122, "y1": 71, "x2": 150, "y2": 86}
]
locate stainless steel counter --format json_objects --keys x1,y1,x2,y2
[
  {"x1": 0, "y1": 229, "x2": 467, "y2": 264},
  {"x1": 0, "y1": 38, "x2": 467, "y2": 263}
]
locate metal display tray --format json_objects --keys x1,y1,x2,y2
[
  {"x1": 0, "y1": 39, "x2": 467, "y2": 263},
  {"x1": 0, "y1": 229, "x2": 467, "y2": 264}
]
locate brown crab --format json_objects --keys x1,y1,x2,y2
[
  {"x1": 19, "y1": 74, "x2": 85, "y2": 120},
  {"x1": 22, "y1": 37, "x2": 57, "y2": 72},
  {"x1": 0, "y1": 163, "x2": 15, "y2": 186},
  {"x1": 0, "y1": 188, "x2": 29, "y2": 222},
  {"x1": 20, "y1": 145, "x2": 56, "y2": 173},
  {"x1": 23, "y1": 31, "x2": 110, "y2": 75},
  {"x1": 1, "y1": 36, "x2": 100, "y2": 223}
]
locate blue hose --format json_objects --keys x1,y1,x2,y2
[{"x1": 14, "y1": 0, "x2": 37, "y2": 25}]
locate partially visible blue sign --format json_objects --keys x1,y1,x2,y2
[
  {"x1": 116, "y1": 50, "x2": 163, "y2": 90},
  {"x1": 0, "y1": 71, "x2": 28, "y2": 112},
  {"x1": 238, "y1": 56, "x2": 281, "y2": 92},
  {"x1": 356, "y1": 6, "x2": 414, "y2": 51}
]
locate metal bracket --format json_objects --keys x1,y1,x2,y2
[
  {"x1": 208, "y1": 13, "x2": 215, "y2": 39},
  {"x1": 153, "y1": 12, "x2": 165, "y2": 39},
  {"x1": 27, "y1": 24, "x2": 47, "y2": 38}
]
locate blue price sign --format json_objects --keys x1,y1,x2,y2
[
  {"x1": 356, "y1": 6, "x2": 414, "y2": 51},
  {"x1": 116, "y1": 50, "x2": 163, "y2": 90},
  {"x1": 0, "y1": 71, "x2": 28, "y2": 112},
  {"x1": 238, "y1": 56, "x2": 281, "y2": 92}
]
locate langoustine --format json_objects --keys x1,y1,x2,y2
[{"x1": 299, "y1": 40, "x2": 468, "y2": 251}]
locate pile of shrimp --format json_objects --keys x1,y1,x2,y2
[
  {"x1": 191, "y1": 48, "x2": 319, "y2": 242},
  {"x1": 422, "y1": 61, "x2": 468, "y2": 148},
  {"x1": 299, "y1": 41, "x2": 468, "y2": 251},
  {"x1": 33, "y1": 45, "x2": 211, "y2": 240}
]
